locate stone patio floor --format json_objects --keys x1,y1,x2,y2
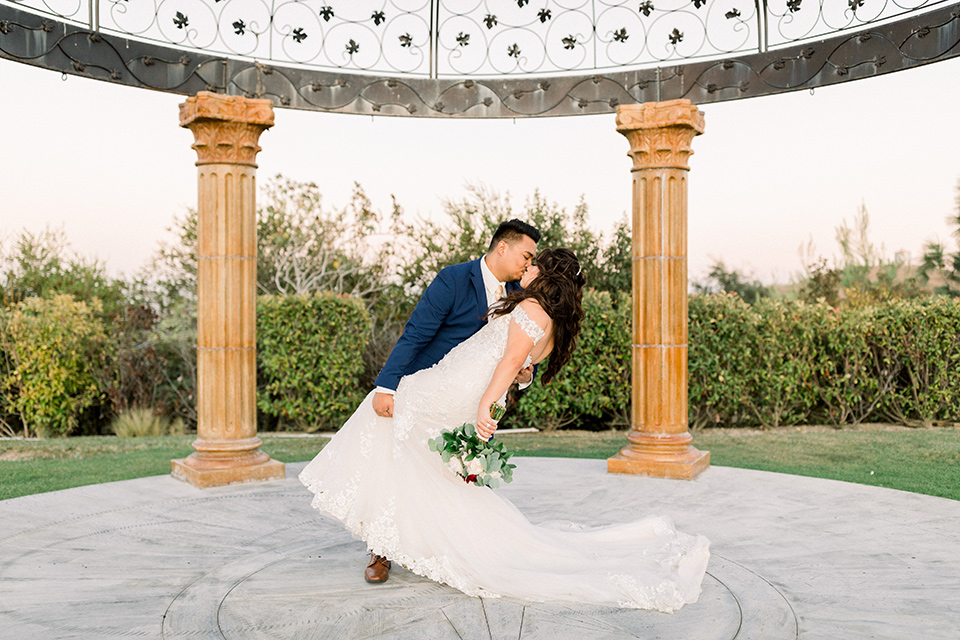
[{"x1": 1, "y1": 458, "x2": 958, "y2": 639}]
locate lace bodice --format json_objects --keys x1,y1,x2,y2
[
  {"x1": 438, "y1": 305, "x2": 544, "y2": 373},
  {"x1": 385, "y1": 306, "x2": 546, "y2": 445}
]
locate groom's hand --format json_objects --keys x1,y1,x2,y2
[
  {"x1": 372, "y1": 392, "x2": 394, "y2": 418},
  {"x1": 513, "y1": 365, "x2": 534, "y2": 386}
]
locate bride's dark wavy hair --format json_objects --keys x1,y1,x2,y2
[{"x1": 488, "y1": 248, "x2": 586, "y2": 385}]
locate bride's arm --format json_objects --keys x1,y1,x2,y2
[{"x1": 475, "y1": 302, "x2": 551, "y2": 441}]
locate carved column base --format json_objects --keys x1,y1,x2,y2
[
  {"x1": 607, "y1": 432, "x2": 710, "y2": 479},
  {"x1": 171, "y1": 437, "x2": 285, "y2": 488}
]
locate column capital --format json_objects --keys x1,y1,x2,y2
[
  {"x1": 616, "y1": 99, "x2": 705, "y2": 171},
  {"x1": 179, "y1": 92, "x2": 275, "y2": 166}
]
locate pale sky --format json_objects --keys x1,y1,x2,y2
[{"x1": 2, "y1": 55, "x2": 959, "y2": 284}]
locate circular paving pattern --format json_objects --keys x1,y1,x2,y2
[
  {"x1": 162, "y1": 532, "x2": 797, "y2": 639},
  {"x1": 2, "y1": 459, "x2": 957, "y2": 639}
]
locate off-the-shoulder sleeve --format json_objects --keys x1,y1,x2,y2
[{"x1": 510, "y1": 306, "x2": 546, "y2": 346}]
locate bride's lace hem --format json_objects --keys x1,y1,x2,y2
[
  {"x1": 299, "y1": 469, "x2": 502, "y2": 600},
  {"x1": 300, "y1": 468, "x2": 361, "y2": 523},
  {"x1": 609, "y1": 573, "x2": 688, "y2": 613}
]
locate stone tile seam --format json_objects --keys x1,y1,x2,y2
[{"x1": 439, "y1": 607, "x2": 467, "y2": 640}]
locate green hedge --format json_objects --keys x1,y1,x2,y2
[
  {"x1": 688, "y1": 293, "x2": 757, "y2": 429},
  {"x1": 809, "y1": 304, "x2": 881, "y2": 427},
  {"x1": 3, "y1": 291, "x2": 957, "y2": 436},
  {"x1": 257, "y1": 292, "x2": 371, "y2": 431},
  {"x1": 871, "y1": 299, "x2": 960, "y2": 426},
  {"x1": 513, "y1": 293, "x2": 960, "y2": 430},
  {"x1": 685, "y1": 295, "x2": 960, "y2": 428}
]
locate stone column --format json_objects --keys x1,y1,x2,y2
[
  {"x1": 607, "y1": 99, "x2": 710, "y2": 480},
  {"x1": 171, "y1": 92, "x2": 285, "y2": 488}
]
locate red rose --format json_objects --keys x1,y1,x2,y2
[{"x1": 465, "y1": 474, "x2": 478, "y2": 484}]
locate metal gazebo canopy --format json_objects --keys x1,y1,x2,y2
[{"x1": 1, "y1": 0, "x2": 958, "y2": 118}]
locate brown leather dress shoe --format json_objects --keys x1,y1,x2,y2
[{"x1": 364, "y1": 553, "x2": 391, "y2": 583}]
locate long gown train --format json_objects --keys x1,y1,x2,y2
[{"x1": 299, "y1": 307, "x2": 710, "y2": 613}]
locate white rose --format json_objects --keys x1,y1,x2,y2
[
  {"x1": 466, "y1": 457, "x2": 485, "y2": 475},
  {"x1": 489, "y1": 471, "x2": 502, "y2": 479},
  {"x1": 446, "y1": 457, "x2": 464, "y2": 475}
]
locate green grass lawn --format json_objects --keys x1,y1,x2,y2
[
  {"x1": 2, "y1": 427, "x2": 958, "y2": 501},
  {"x1": 498, "y1": 427, "x2": 960, "y2": 501}
]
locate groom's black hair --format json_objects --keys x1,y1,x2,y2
[{"x1": 489, "y1": 219, "x2": 542, "y2": 250}]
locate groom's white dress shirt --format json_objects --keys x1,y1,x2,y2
[{"x1": 479, "y1": 255, "x2": 506, "y2": 309}]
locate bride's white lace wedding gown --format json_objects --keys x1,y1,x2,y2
[{"x1": 299, "y1": 307, "x2": 710, "y2": 613}]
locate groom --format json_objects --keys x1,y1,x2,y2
[{"x1": 365, "y1": 218, "x2": 542, "y2": 583}]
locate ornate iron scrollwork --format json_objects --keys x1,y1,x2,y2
[{"x1": 0, "y1": 0, "x2": 958, "y2": 117}]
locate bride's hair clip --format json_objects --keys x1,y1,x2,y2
[{"x1": 576, "y1": 265, "x2": 582, "y2": 276}]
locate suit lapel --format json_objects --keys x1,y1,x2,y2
[{"x1": 470, "y1": 258, "x2": 488, "y2": 321}]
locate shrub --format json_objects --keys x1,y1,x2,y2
[
  {"x1": 874, "y1": 299, "x2": 960, "y2": 426},
  {"x1": 257, "y1": 292, "x2": 372, "y2": 431},
  {"x1": 111, "y1": 408, "x2": 184, "y2": 437},
  {"x1": 809, "y1": 306, "x2": 889, "y2": 426},
  {"x1": 0, "y1": 331, "x2": 19, "y2": 437},
  {"x1": 688, "y1": 293, "x2": 756, "y2": 429},
  {"x1": 739, "y1": 299, "x2": 824, "y2": 428},
  {"x1": 689, "y1": 296, "x2": 825, "y2": 429},
  {"x1": 511, "y1": 290, "x2": 631, "y2": 430},
  {"x1": 94, "y1": 304, "x2": 169, "y2": 421},
  {"x1": 1, "y1": 295, "x2": 106, "y2": 437},
  {"x1": 688, "y1": 296, "x2": 960, "y2": 429},
  {"x1": 151, "y1": 297, "x2": 199, "y2": 429}
]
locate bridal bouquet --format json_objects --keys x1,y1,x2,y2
[{"x1": 427, "y1": 403, "x2": 516, "y2": 488}]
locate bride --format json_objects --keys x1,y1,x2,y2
[{"x1": 299, "y1": 248, "x2": 710, "y2": 613}]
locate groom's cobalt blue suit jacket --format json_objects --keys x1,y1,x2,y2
[{"x1": 374, "y1": 258, "x2": 521, "y2": 391}]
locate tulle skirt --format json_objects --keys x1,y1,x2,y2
[{"x1": 299, "y1": 386, "x2": 710, "y2": 613}]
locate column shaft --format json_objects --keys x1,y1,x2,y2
[
  {"x1": 608, "y1": 99, "x2": 710, "y2": 480},
  {"x1": 171, "y1": 92, "x2": 284, "y2": 488}
]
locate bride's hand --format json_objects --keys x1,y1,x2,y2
[{"x1": 476, "y1": 404, "x2": 498, "y2": 442}]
